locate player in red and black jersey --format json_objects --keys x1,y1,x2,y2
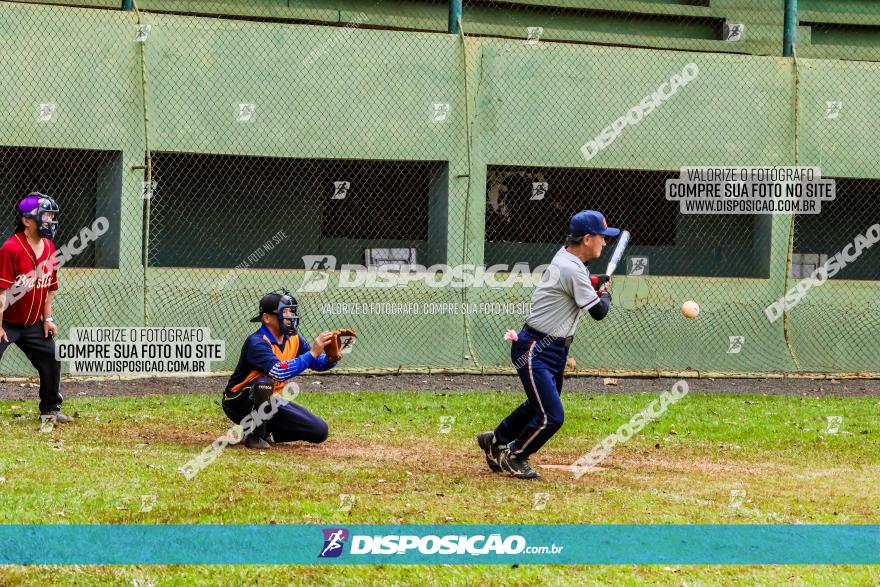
[{"x1": 0, "y1": 193, "x2": 69, "y2": 424}]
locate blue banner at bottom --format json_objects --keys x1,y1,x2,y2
[{"x1": 1, "y1": 525, "x2": 877, "y2": 565}]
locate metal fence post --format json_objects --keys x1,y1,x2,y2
[
  {"x1": 449, "y1": 0, "x2": 462, "y2": 34},
  {"x1": 784, "y1": 0, "x2": 797, "y2": 56}
]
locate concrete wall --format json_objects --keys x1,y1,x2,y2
[
  {"x1": 11, "y1": 0, "x2": 880, "y2": 58},
  {"x1": 1, "y1": 2, "x2": 878, "y2": 376}
]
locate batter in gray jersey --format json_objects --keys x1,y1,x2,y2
[
  {"x1": 477, "y1": 210, "x2": 618, "y2": 479},
  {"x1": 526, "y1": 246, "x2": 603, "y2": 339}
]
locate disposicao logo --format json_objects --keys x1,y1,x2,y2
[
  {"x1": 319, "y1": 528, "x2": 349, "y2": 558},
  {"x1": 317, "y1": 530, "x2": 563, "y2": 558},
  {"x1": 349, "y1": 534, "x2": 528, "y2": 556}
]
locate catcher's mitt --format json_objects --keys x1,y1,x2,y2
[{"x1": 324, "y1": 328, "x2": 357, "y2": 362}]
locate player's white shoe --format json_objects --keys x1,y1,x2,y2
[{"x1": 39, "y1": 411, "x2": 73, "y2": 424}]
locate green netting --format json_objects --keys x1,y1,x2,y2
[{"x1": 1, "y1": 0, "x2": 878, "y2": 377}]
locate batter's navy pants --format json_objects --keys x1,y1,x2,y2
[
  {"x1": 495, "y1": 327, "x2": 569, "y2": 459},
  {"x1": 222, "y1": 377, "x2": 328, "y2": 444},
  {"x1": 0, "y1": 320, "x2": 62, "y2": 413}
]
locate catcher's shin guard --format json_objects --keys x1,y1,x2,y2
[
  {"x1": 242, "y1": 377, "x2": 274, "y2": 440},
  {"x1": 247, "y1": 377, "x2": 274, "y2": 411}
]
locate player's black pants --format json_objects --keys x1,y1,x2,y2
[
  {"x1": 0, "y1": 320, "x2": 63, "y2": 413},
  {"x1": 495, "y1": 326, "x2": 569, "y2": 459},
  {"x1": 222, "y1": 376, "x2": 328, "y2": 444}
]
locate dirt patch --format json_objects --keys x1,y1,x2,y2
[
  {"x1": 544, "y1": 452, "x2": 792, "y2": 477},
  {"x1": 111, "y1": 422, "x2": 222, "y2": 447},
  {"x1": 291, "y1": 440, "x2": 415, "y2": 463},
  {"x1": 539, "y1": 463, "x2": 606, "y2": 472},
  {"x1": 1, "y1": 373, "x2": 878, "y2": 402},
  {"x1": 617, "y1": 454, "x2": 786, "y2": 476}
]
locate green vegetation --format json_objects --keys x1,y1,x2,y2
[{"x1": 0, "y1": 389, "x2": 878, "y2": 584}]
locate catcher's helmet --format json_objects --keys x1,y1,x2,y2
[
  {"x1": 250, "y1": 289, "x2": 299, "y2": 336},
  {"x1": 17, "y1": 193, "x2": 60, "y2": 239}
]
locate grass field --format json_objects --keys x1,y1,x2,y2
[{"x1": 1, "y1": 387, "x2": 879, "y2": 585}]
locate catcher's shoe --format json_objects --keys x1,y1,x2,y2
[
  {"x1": 499, "y1": 448, "x2": 541, "y2": 479},
  {"x1": 477, "y1": 432, "x2": 502, "y2": 473},
  {"x1": 245, "y1": 435, "x2": 271, "y2": 450}
]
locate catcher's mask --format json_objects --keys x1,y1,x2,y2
[
  {"x1": 250, "y1": 289, "x2": 300, "y2": 336},
  {"x1": 17, "y1": 193, "x2": 60, "y2": 239}
]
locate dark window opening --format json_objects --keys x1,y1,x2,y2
[
  {"x1": 793, "y1": 177, "x2": 880, "y2": 281},
  {"x1": 320, "y1": 160, "x2": 437, "y2": 240},
  {"x1": 803, "y1": 21, "x2": 880, "y2": 48},
  {"x1": 149, "y1": 153, "x2": 447, "y2": 268},
  {"x1": 463, "y1": 1, "x2": 721, "y2": 42},
  {"x1": 484, "y1": 165, "x2": 769, "y2": 278},
  {"x1": 0, "y1": 146, "x2": 121, "y2": 268}
]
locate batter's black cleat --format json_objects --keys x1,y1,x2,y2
[
  {"x1": 245, "y1": 435, "x2": 271, "y2": 450},
  {"x1": 499, "y1": 448, "x2": 541, "y2": 479},
  {"x1": 477, "y1": 432, "x2": 502, "y2": 473}
]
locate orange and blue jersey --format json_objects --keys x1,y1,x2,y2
[{"x1": 224, "y1": 325, "x2": 335, "y2": 398}]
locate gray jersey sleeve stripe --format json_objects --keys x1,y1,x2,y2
[{"x1": 579, "y1": 295, "x2": 601, "y2": 310}]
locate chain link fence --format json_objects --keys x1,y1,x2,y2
[
  {"x1": 789, "y1": 8, "x2": 880, "y2": 374},
  {"x1": 0, "y1": 2, "x2": 143, "y2": 376},
  {"x1": 1, "y1": 0, "x2": 878, "y2": 377}
]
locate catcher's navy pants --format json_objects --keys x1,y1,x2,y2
[
  {"x1": 222, "y1": 377, "x2": 328, "y2": 444},
  {"x1": 495, "y1": 326, "x2": 570, "y2": 459}
]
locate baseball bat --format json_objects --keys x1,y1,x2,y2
[
  {"x1": 590, "y1": 230, "x2": 630, "y2": 291},
  {"x1": 605, "y1": 230, "x2": 631, "y2": 277}
]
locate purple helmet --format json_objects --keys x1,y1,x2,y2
[{"x1": 17, "y1": 193, "x2": 59, "y2": 239}]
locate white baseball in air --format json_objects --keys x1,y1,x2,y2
[{"x1": 681, "y1": 300, "x2": 700, "y2": 319}]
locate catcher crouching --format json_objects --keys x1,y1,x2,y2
[{"x1": 222, "y1": 290, "x2": 356, "y2": 450}]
